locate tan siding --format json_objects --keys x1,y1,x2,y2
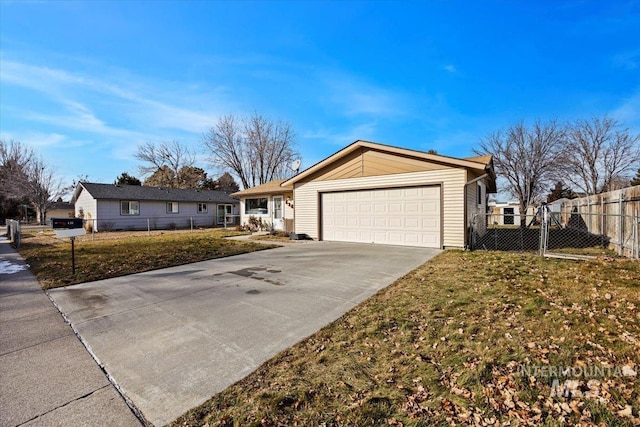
[
  {"x1": 306, "y1": 147, "x2": 457, "y2": 183},
  {"x1": 363, "y1": 150, "x2": 453, "y2": 176},
  {"x1": 466, "y1": 180, "x2": 489, "y2": 236},
  {"x1": 306, "y1": 149, "x2": 364, "y2": 181},
  {"x1": 294, "y1": 169, "x2": 467, "y2": 247}
]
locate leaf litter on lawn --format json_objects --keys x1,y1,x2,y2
[{"x1": 168, "y1": 250, "x2": 638, "y2": 426}]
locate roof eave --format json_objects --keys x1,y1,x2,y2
[{"x1": 282, "y1": 140, "x2": 491, "y2": 186}]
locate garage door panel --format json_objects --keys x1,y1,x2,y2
[
  {"x1": 374, "y1": 218, "x2": 388, "y2": 228},
  {"x1": 321, "y1": 186, "x2": 441, "y2": 248},
  {"x1": 422, "y1": 217, "x2": 439, "y2": 228},
  {"x1": 373, "y1": 203, "x2": 387, "y2": 213},
  {"x1": 388, "y1": 217, "x2": 402, "y2": 228},
  {"x1": 360, "y1": 217, "x2": 373, "y2": 227},
  {"x1": 404, "y1": 218, "x2": 420, "y2": 229}
]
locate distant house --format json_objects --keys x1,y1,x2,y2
[
  {"x1": 72, "y1": 182, "x2": 239, "y2": 231},
  {"x1": 488, "y1": 201, "x2": 537, "y2": 225},
  {"x1": 46, "y1": 201, "x2": 75, "y2": 222}
]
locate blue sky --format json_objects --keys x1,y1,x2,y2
[{"x1": 1, "y1": 1, "x2": 639, "y2": 191}]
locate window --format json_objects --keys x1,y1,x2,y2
[
  {"x1": 477, "y1": 184, "x2": 483, "y2": 206},
  {"x1": 197, "y1": 203, "x2": 208, "y2": 213},
  {"x1": 121, "y1": 201, "x2": 139, "y2": 215},
  {"x1": 504, "y1": 207, "x2": 515, "y2": 225},
  {"x1": 245, "y1": 198, "x2": 268, "y2": 215},
  {"x1": 166, "y1": 202, "x2": 179, "y2": 214}
]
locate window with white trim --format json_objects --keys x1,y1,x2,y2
[
  {"x1": 245, "y1": 198, "x2": 268, "y2": 215},
  {"x1": 197, "y1": 203, "x2": 208, "y2": 213},
  {"x1": 120, "y1": 201, "x2": 140, "y2": 215},
  {"x1": 477, "y1": 184, "x2": 483, "y2": 206},
  {"x1": 166, "y1": 202, "x2": 179, "y2": 213}
]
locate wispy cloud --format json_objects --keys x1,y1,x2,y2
[
  {"x1": 611, "y1": 90, "x2": 640, "y2": 130},
  {"x1": 613, "y1": 49, "x2": 640, "y2": 70},
  {"x1": 0, "y1": 59, "x2": 228, "y2": 140},
  {"x1": 321, "y1": 72, "x2": 407, "y2": 117},
  {"x1": 304, "y1": 122, "x2": 378, "y2": 145},
  {"x1": 0, "y1": 130, "x2": 67, "y2": 148},
  {"x1": 444, "y1": 64, "x2": 457, "y2": 73}
]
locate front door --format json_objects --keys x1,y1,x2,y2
[
  {"x1": 217, "y1": 204, "x2": 233, "y2": 226},
  {"x1": 272, "y1": 196, "x2": 284, "y2": 231}
]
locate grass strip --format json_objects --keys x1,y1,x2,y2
[{"x1": 19, "y1": 229, "x2": 276, "y2": 289}]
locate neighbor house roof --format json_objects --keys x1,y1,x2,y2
[
  {"x1": 231, "y1": 179, "x2": 293, "y2": 197},
  {"x1": 282, "y1": 140, "x2": 494, "y2": 187},
  {"x1": 49, "y1": 201, "x2": 74, "y2": 210},
  {"x1": 72, "y1": 182, "x2": 238, "y2": 204}
]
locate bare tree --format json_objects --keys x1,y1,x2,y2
[
  {"x1": 0, "y1": 140, "x2": 64, "y2": 224},
  {"x1": 477, "y1": 120, "x2": 565, "y2": 227},
  {"x1": 136, "y1": 140, "x2": 196, "y2": 188},
  {"x1": 562, "y1": 117, "x2": 640, "y2": 195},
  {"x1": 0, "y1": 140, "x2": 34, "y2": 199},
  {"x1": 24, "y1": 157, "x2": 65, "y2": 224},
  {"x1": 203, "y1": 113, "x2": 297, "y2": 189}
]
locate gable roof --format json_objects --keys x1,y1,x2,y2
[
  {"x1": 72, "y1": 183, "x2": 238, "y2": 204},
  {"x1": 464, "y1": 154, "x2": 493, "y2": 165},
  {"x1": 282, "y1": 140, "x2": 494, "y2": 187},
  {"x1": 231, "y1": 179, "x2": 293, "y2": 197}
]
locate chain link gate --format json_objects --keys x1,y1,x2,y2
[{"x1": 470, "y1": 208, "x2": 640, "y2": 260}]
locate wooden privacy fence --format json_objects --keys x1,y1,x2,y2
[{"x1": 560, "y1": 186, "x2": 640, "y2": 258}]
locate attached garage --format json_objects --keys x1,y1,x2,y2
[
  {"x1": 321, "y1": 186, "x2": 441, "y2": 248},
  {"x1": 236, "y1": 140, "x2": 496, "y2": 249}
]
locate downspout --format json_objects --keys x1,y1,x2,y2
[{"x1": 464, "y1": 173, "x2": 489, "y2": 250}]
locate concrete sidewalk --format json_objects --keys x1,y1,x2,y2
[{"x1": 0, "y1": 238, "x2": 141, "y2": 427}]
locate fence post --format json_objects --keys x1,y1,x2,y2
[
  {"x1": 601, "y1": 198, "x2": 605, "y2": 247},
  {"x1": 190, "y1": 217, "x2": 193, "y2": 232},
  {"x1": 147, "y1": 218, "x2": 151, "y2": 236},
  {"x1": 631, "y1": 208, "x2": 640, "y2": 258},
  {"x1": 619, "y1": 193, "x2": 624, "y2": 256}
]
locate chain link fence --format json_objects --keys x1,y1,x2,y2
[
  {"x1": 470, "y1": 210, "x2": 639, "y2": 260},
  {"x1": 77, "y1": 214, "x2": 239, "y2": 233}
]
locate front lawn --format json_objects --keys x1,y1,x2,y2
[
  {"x1": 172, "y1": 251, "x2": 639, "y2": 426},
  {"x1": 19, "y1": 228, "x2": 275, "y2": 289}
]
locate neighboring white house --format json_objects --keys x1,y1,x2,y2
[
  {"x1": 72, "y1": 183, "x2": 239, "y2": 231},
  {"x1": 234, "y1": 140, "x2": 496, "y2": 248},
  {"x1": 487, "y1": 201, "x2": 538, "y2": 225}
]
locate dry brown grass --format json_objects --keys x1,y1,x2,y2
[
  {"x1": 19, "y1": 228, "x2": 273, "y2": 289},
  {"x1": 172, "y1": 251, "x2": 640, "y2": 427}
]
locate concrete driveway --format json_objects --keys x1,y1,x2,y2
[{"x1": 48, "y1": 241, "x2": 440, "y2": 426}]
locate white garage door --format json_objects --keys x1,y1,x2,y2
[{"x1": 321, "y1": 186, "x2": 441, "y2": 248}]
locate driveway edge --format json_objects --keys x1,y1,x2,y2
[{"x1": 45, "y1": 290, "x2": 152, "y2": 427}]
